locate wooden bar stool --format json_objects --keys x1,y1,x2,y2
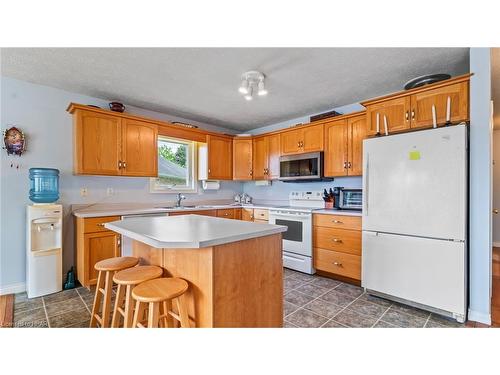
[
  {"x1": 131, "y1": 278, "x2": 191, "y2": 328},
  {"x1": 89, "y1": 256, "x2": 139, "y2": 328},
  {"x1": 111, "y1": 265, "x2": 164, "y2": 328}
]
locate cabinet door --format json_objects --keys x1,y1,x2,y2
[
  {"x1": 280, "y1": 129, "x2": 302, "y2": 155},
  {"x1": 74, "y1": 110, "x2": 122, "y2": 175},
  {"x1": 324, "y1": 119, "x2": 348, "y2": 177},
  {"x1": 410, "y1": 81, "x2": 469, "y2": 129},
  {"x1": 267, "y1": 134, "x2": 281, "y2": 180},
  {"x1": 347, "y1": 115, "x2": 367, "y2": 176},
  {"x1": 366, "y1": 96, "x2": 411, "y2": 136},
  {"x1": 84, "y1": 231, "x2": 120, "y2": 285},
  {"x1": 252, "y1": 136, "x2": 268, "y2": 180},
  {"x1": 121, "y1": 119, "x2": 158, "y2": 177},
  {"x1": 233, "y1": 138, "x2": 253, "y2": 180},
  {"x1": 207, "y1": 135, "x2": 233, "y2": 180},
  {"x1": 241, "y1": 208, "x2": 254, "y2": 221},
  {"x1": 302, "y1": 124, "x2": 324, "y2": 152}
]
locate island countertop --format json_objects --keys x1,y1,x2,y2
[{"x1": 105, "y1": 214, "x2": 287, "y2": 249}]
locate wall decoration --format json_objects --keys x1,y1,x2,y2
[{"x1": 3, "y1": 126, "x2": 26, "y2": 156}]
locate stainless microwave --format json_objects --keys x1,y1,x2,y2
[{"x1": 279, "y1": 152, "x2": 323, "y2": 181}]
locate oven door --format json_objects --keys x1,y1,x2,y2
[{"x1": 269, "y1": 210, "x2": 312, "y2": 256}]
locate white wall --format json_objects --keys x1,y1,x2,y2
[
  {"x1": 0, "y1": 76, "x2": 241, "y2": 292},
  {"x1": 468, "y1": 48, "x2": 493, "y2": 324}
]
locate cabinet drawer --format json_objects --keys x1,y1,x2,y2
[
  {"x1": 314, "y1": 248, "x2": 361, "y2": 280},
  {"x1": 253, "y1": 209, "x2": 269, "y2": 220},
  {"x1": 217, "y1": 209, "x2": 235, "y2": 219},
  {"x1": 313, "y1": 227, "x2": 361, "y2": 256},
  {"x1": 313, "y1": 213, "x2": 361, "y2": 230},
  {"x1": 83, "y1": 216, "x2": 121, "y2": 233},
  {"x1": 254, "y1": 219, "x2": 268, "y2": 224}
]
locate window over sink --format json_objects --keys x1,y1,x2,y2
[{"x1": 150, "y1": 136, "x2": 198, "y2": 193}]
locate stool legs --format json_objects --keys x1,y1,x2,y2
[
  {"x1": 111, "y1": 284, "x2": 126, "y2": 327},
  {"x1": 124, "y1": 285, "x2": 135, "y2": 328},
  {"x1": 101, "y1": 271, "x2": 114, "y2": 328},
  {"x1": 89, "y1": 270, "x2": 104, "y2": 328},
  {"x1": 176, "y1": 294, "x2": 190, "y2": 328},
  {"x1": 89, "y1": 270, "x2": 114, "y2": 328},
  {"x1": 147, "y1": 302, "x2": 160, "y2": 328}
]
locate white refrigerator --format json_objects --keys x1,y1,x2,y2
[{"x1": 362, "y1": 124, "x2": 467, "y2": 323}]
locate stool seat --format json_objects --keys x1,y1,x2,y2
[
  {"x1": 132, "y1": 278, "x2": 188, "y2": 303},
  {"x1": 113, "y1": 265, "x2": 163, "y2": 285},
  {"x1": 95, "y1": 256, "x2": 139, "y2": 272}
]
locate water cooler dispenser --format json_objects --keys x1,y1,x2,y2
[{"x1": 26, "y1": 168, "x2": 62, "y2": 298}]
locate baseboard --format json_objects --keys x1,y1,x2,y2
[
  {"x1": 492, "y1": 241, "x2": 500, "y2": 248},
  {"x1": 468, "y1": 309, "x2": 491, "y2": 325},
  {"x1": 0, "y1": 282, "x2": 26, "y2": 296}
]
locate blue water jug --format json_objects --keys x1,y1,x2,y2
[{"x1": 29, "y1": 168, "x2": 60, "y2": 203}]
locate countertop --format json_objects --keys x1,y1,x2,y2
[
  {"x1": 104, "y1": 215, "x2": 287, "y2": 248},
  {"x1": 73, "y1": 202, "x2": 362, "y2": 218},
  {"x1": 313, "y1": 209, "x2": 362, "y2": 217}
]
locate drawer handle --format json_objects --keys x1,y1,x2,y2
[
  {"x1": 333, "y1": 262, "x2": 343, "y2": 267},
  {"x1": 97, "y1": 223, "x2": 105, "y2": 227},
  {"x1": 332, "y1": 238, "x2": 343, "y2": 243},
  {"x1": 332, "y1": 220, "x2": 343, "y2": 224}
]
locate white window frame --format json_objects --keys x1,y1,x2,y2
[{"x1": 150, "y1": 136, "x2": 198, "y2": 194}]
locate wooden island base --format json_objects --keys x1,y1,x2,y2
[{"x1": 132, "y1": 233, "x2": 283, "y2": 327}]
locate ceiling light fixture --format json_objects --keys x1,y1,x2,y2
[{"x1": 238, "y1": 70, "x2": 267, "y2": 101}]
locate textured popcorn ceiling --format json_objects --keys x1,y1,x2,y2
[{"x1": 1, "y1": 48, "x2": 469, "y2": 131}]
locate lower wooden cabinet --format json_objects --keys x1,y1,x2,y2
[
  {"x1": 76, "y1": 216, "x2": 121, "y2": 287},
  {"x1": 314, "y1": 248, "x2": 361, "y2": 280},
  {"x1": 312, "y1": 213, "x2": 362, "y2": 282},
  {"x1": 241, "y1": 208, "x2": 254, "y2": 221}
]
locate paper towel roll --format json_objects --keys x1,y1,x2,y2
[{"x1": 202, "y1": 180, "x2": 220, "y2": 190}]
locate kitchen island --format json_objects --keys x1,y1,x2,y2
[{"x1": 105, "y1": 214, "x2": 287, "y2": 328}]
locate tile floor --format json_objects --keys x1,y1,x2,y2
[{"x1": 12, "y1": 269, "x2": 467, "y2": 328}]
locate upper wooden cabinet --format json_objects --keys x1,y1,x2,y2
[
  {"x1": 324, "y1": 113, "x2": 367, "y2": 177},
  {"x1": 365, "y1": 96, "x2": 411, "y2": 136},
  {"x1": 207, "y1": 134, "x2": 233, "y2": 180},
  {"x1": 70, "y1": 105, "x2": 158, "y2": 177},
  {"x1": 410, "y1": 81, "x2": 469, "y2": 130},
  {"x1": 233, "y1": 138, "x2": 253, "y2": 180},
  {"x1": 267, "y1": 134, "x2": 281, "y2": 179},
  {"x1": 121, "y1": 118, "x2": 158, "y2": 177},
  {"x1": 252, "y1": 134, "x2": 281, "y2": 180},
  {"x1": 363, "y1": 74, "x2": 470, "y2": 136},
  {"x1": 280, "y1": 124, "x2": 324, "y2": 155}
]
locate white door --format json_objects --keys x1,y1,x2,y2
[
  {"x1": 363, "y1": 125, "x2": 467, "y2": 240},
  {"x1": 362, "y1": 231, "x2": 466, "y2": 317}
]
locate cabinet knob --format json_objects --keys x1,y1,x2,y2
[
  {"x1": 118, "y1": 161, "x2": 123, "y2": 169},
  {"x1": 332, "y1": 238, "x2": 343, "y2": 243},
  {"x1": 208, "y1": 168, "x2": 211, "y2": 174},
  {"x1": 411, "y1": 110, "x2": 415, "y2": 120},
  {"x1": 343, "y1": 161, "x2": 347, "y2": 169},
  {"x1": 333, "y1": 261, "x2": 343, "y2": 267},
  {"x1": 494, "y1": 209, "x2": 499, "y2": 214},
  {"x1": 405, "y1": 111, "x2": 409, "y2": 121},
  {"x1": 332, "y1": 220, "x2": 343, "y2": 224},
  {"x1": 122, "y1": 161, "x2": 127, "y2": 169},
  {"x1": 347, "y1": 162, "x2": 352, "y2": 169}
]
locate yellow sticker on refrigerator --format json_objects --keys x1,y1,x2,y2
[{"x1": 409, "y1": 150, "x2": 421, "y2": 160}]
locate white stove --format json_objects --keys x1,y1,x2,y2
[{"x1": 269, "y1": 191, "x2": 324, "y2": 274}]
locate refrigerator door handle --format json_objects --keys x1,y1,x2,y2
[{"x1": 364, "y1": 153, "x2": 369, "y2": 216}]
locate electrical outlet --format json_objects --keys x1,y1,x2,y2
[
  {"x1": 106, "y1": 187, "x2": 114, "y2": 196},
  {"x1": 80, "y1": 188, "x2": 88, "y2": 197}
]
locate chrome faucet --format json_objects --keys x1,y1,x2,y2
[{"x1": 175, "y1": 193, "x2": 186, "y2": 207}]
